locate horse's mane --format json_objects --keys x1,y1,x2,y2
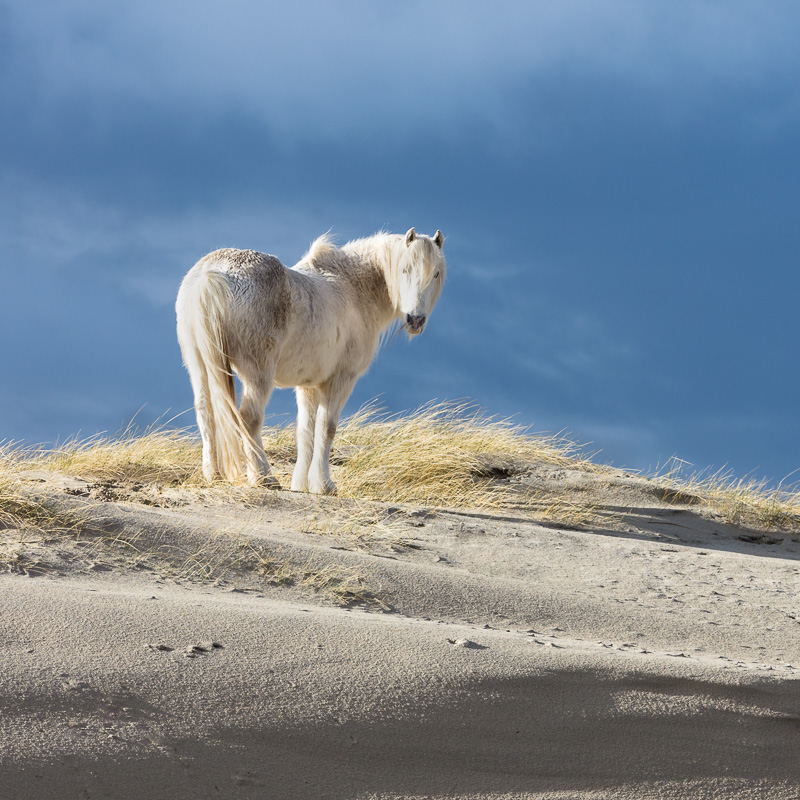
[
  {"x1": 298, "y1": 230, "x2": 445, "y2": 322},
  {"x1": 299, "y1": 231, "x2": 398, "y2": 278},
  {"x1": 299, "y1": 232, "x2": 338, "y2": 266},
  {"x1": 339, "y1": 234, "x2": 400, "y2": 308}
]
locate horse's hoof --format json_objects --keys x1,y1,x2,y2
[
  {"x1": 250, "y1": 475, "x2": 281, "y2": 490},
  {"x1": 309, "y1": 481, "x2": 337, "y2": 495}
]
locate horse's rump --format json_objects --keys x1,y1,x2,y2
[{"x1": 176, "y1": 254, "x2": 268, "y2": 480}]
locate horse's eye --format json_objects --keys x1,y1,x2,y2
[{"x1": 434, "y1": 271, "x2": 440, "y2": 279}]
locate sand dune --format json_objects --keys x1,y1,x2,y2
[{"x1": 2, "y1": 462, "x2": 799, "y2": 799}]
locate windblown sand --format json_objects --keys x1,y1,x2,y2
[{"x1": 2, "y1": 462, "x2": 799, "y2": 799}]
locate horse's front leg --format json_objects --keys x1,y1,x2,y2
[
  {"x1": 308, "y1": 375, "x2": 357, "y2": 495},
  {"x1": 291, "y1": 387, "x2": 320, "y2": 492}
]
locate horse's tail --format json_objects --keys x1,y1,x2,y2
[{"x1": 178, "y1": 264, "x2": 250, "y2": 481}]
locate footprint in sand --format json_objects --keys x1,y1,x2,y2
[
  {"x1": 184, "y1": 641, "x2": 224, "y2": 658},
  {"x1": 447, "y1": 638, "x2": 487, "y2": 650},
  {"x1": 146, "y1": 641, "x2": 224, "y2": 657}
]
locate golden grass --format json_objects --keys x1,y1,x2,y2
[
  {"x1": 330, "y1": 402, "x2": 594, "y2": 509},
  {"x1": 657, "y1": 460, "x2": 800, "y2": 533},
  {"x1": 31, "y1": 427, "x2": 205, "y2": 486},
  {"x1": 0, "y1": 445, "x2": 373, "y2": 602},
  {"x1": 0, "y1": 443, "x2": 89, "y2": 574},
  {"x1": 0, "y1": 427, "x2": 377, "y2": 601},
  {"x1": 300, "y1": 502, "x2": 416, "y2": 552},
  {"x1": 0, "y1": 443, "x2": 86, "y2": 536},
  {"x1": 159, "y1": 533, "x2": 375, "y2": 605},
  {"x1": 5, "y1": 402, "x2": 799, "y2": 538},
  {"x1": 9, "y1": 403, "x2": 597, "y2": 524},
  {"x1": 246, "y1": 545, "x2": 376, "y2": 605}
]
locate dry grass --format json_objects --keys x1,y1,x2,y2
[
  {"x1": 6, "y1": 403, "x2": 800, "y2": 541},
  {"x1": 0, "y1": 443, "x2": 89, "y2": 574},
  {"x1": 658, "y1": 459, "x2": 800, "y2": 533},
  {"x1": 330, "y1": 402, "x2": 595, "y2": 510},
  {"x1": 11, "y1": 403, "x2": 598, "y2": 522},
  {"x1": 0, "y1": 442, "x2": 373, "y2": 602},
  {"x1": 158, "y1": 532, "x2": 375, "y2": 606},
  {"x1": 30, "y1": 427, "x2": 205, "y2": 486},
  {"x1": 1, "y1": 430, "x2": 375, "y2": 601},
  {"x1": 300, "y1": 502, "x2": 417, "y2": 552},
  {"x1": 0, "y1": 443, "x2": 86, "y2": 536},
  {"x1": 246, "y1": 545, "x2": 377, "y2": 605}
]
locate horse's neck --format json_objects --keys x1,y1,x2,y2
[{"x1": 342, "y1": 235, "x2": 402, "y2": 321}]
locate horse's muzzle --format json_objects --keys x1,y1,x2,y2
[{"x1": 405, "y1": 314, "x2": 427, "y2": 334}]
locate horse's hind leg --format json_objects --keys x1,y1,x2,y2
[
  {"x1": 182, "y1": 345, "x2": 220, "y2": 481},
  {"x1": 291, "y1": 386, "x2": 320, "y2": 492},
  {"x1": 238, "y1": 369, "x2": 279, "y2": 488},
  {"x1": 308, "y1": 374, "x2": 357, "y2": 495}
]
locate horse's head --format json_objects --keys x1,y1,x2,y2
[{"x1": 397, "y1": 228, "x2": 446, "y2": 337}]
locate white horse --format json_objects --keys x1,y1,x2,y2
[{"x1": 176, "y1": 228, "x2": 446, "y2": 493}]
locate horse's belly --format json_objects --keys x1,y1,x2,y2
[
  {"x1": 273, "y1": 369, "x2": 320, "y2": 389},
  {"x1": 274, "y1": 341, "x2": 339, "y2": 388},
  {"x1": 274, "y1": 330, "x2": 372, "y2": 389}
]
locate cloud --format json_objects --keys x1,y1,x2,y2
[
  {"x1": 6, "y1": 0, "x2": 800, "y2": 147},
  {"x1": 0, "y1": 174, "x2": 327, "y2": 292}
]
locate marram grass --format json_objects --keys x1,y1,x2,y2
[
  {"x1": 0, "y1": 443, "x2": 86, "y2": 535},
  {"x1": 0, "y1": 442, "x2": 89, "y2": 575},
  {"x1": 657, "y1": 461, "x2": 800, "y2": 533},
  {"x1": 33, "y1": 427, "x2": 205, "y2": 486},
  {"x1": 3, "y1": 403, "x2": 800, "y2": 535},
  {"x1": 330, "y1": 402, "x2": 594, "y2": 509},
  {"x1": 9, "y1": 403, "x2": 596, "y2": 514}
]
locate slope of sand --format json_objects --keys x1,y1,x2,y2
[{"x1": 2, "y1": 463, "x2": 799, "y2": 799}]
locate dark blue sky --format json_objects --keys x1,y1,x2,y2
[{"x1": 2, "y1": 1, "x2": 799, "y2": 482}]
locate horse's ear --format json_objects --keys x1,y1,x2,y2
[
  {"x1": 405, "y1": 228, "x2": 416, "y2": 246},
  {"x1": 433, "y1": 230, "x2": 444, "y2": 249}
]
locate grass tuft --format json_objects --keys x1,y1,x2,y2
[
  {"x1": 0, "y1": 443, "x2": 86, "y2": 535},
  {"x1": 328, "y1": 402, "x2": 595, "y2": 511},
  {"x1": 32, "y1": 427, "x2": 205, "y2": 486},
  {"x1": 657, "y1": 459, "x2": 800, "y2": 533},
  {"x1": 0, "y1": 442, "x2": 89, "y2": 573},
  {"x1": 246, "y1": 545, "x2": 378, "y2": 605},
  {"x1": 18, "y1": 403, "x2": 596, "y2": 522}
]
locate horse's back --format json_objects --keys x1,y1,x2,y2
[{"x1": 194, "y1": 248, "x2": 287, "y2": 290}]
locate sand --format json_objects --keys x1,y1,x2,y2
[{"x1": 1, "y1": 464, "x2": 799, "y2": 799}]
